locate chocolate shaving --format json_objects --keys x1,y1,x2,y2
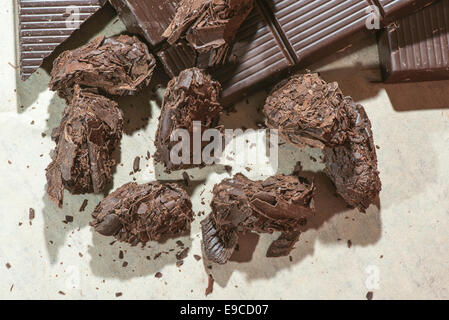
[
  {"x1": 201, "y1": 173, "x2": 315, "y2": 264},
  {"x1": 155, "y1": 68, "x2": 223, "y2": 172},
  {"x1": 46, "y1": 86, "x2": 124, "y2": 208},
  {"x1": 163, "y1": 0, "x2": 255, "y2": 67},
  {"x1": 90, "y1": 182, "x2": 194, "y2": 245},
  {"x1": 50, "y1": 35, "x2": 156, "y2": 103},
  {"x1": 263, "y1": 73, "x2": 381, "y2": 211}
]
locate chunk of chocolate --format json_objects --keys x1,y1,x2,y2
[
  {"x1": 18, "y1": 0, "x2": 107, "y2": 80},
  {"x1": 49, "y1": 35, "x2": 156, "y2": 103},
  {"x1": 378, "y1": 0, "x2": 449, "y2": 83},
  {"x1": 263, "y1": 73, "x2": 381, "y2": 211},
  {"x1": 263, "y1": 73, "x2": 350, "y2": 149},
  {"x1": 201, "y1": 173, "x2": 315, "y2": 264},
  {"x1": 46, "y1": 86, "x2": 124, "y2": 208},
  {"x1": 323, "y1": 99, "x2": 382, "y2": 211},
  {"x1": 90, "y1": 182, "x2": 194, "y2": 245},
  {"x1": 162, "y1": 0, "x2": 255, "y2": 67},
  {"x1": 154, "y1": 68, "x2": 223, "y2": 172}
]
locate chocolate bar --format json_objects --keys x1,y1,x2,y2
[
  {"x1": 373, "y1": 0, "x2": 437, "y2": 24},
  {"x1": 18, "y1": 0, "x2": 107, "y2": 80},
  {"x1": 378, "y1": 0, "x2": 449, "y2": 82}
]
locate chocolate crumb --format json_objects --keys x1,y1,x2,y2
[
  {"x1": 347, "y1": 240, "x2": 352, "y2": 248},
  {"x1": 205, "y1": 274, "x2": 214, "y2": 296},
  {"x1": 115, "y1": 292, "x2": 123, "y2": 297},
  {"x1": 122, "y1": 261, "x2": 128, "y2": 267},
  {"x1": 176, "y1": 240, "x2": 185, "y2": 247},
  {"x1": 182, "y1": 172, "x2": 190, "y2": 187},
  {"x1": 65, "y1": 215, "x2": 73, "y2": 223},
  {"x1": 176, "y1": 247, "x2": 189, "y2": 260},
  {"x1": 79, "y1": 199, "x2": 88, "y2": 212},
  {"x1": 155, "y1": 272, "x2": 163, "y2": 278},
  {"x1": 119, "y1": 250, "x2": 124, "y2": 259},
  {"x1": 176, "y1": 260, "x2": 184, "y2": 267},
  {"x1": 29, "y1": 208, "x2": 35, "y2": 220},
  {"x1": 5, "y1": 263, "x2": 11, "y2": 269},
  {"x1": 194, "y1": 255, "x2": 201, "y2": 261},
  {"x1": 366, "y1": 291, "x2": 374, "y2": 300},
  {"x1": 133, "y1": 156, "x2": 140, "y2": 173}
]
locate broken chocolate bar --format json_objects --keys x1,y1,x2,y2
[
  {"x1": 154, "y1": 68, "x2": 223, "y2": 172},
  {"x1": 49, "y1": 35, "x2": 156, "y2": 103},
  {"x1": 263, "y1": 73, "x2": 381, "y2": 211},
  {"x1": 162, "y1": 0, "x2": 255, "y2": 67},
  {"x1": 378, "y1": 0, "x2": 449, "y2": 82},
  {"x1": 373, "y1": 0, "x2": 437, "y2": 24},
  {"x1": 18, "y1": 0, "x2": 107, "y2": 80},
  {"x1": 46, "y1": 86, "x2": 124, "y2": 208},
  {"x1": 91, "y1": 182, "x2": 194, "y2": 245},
  {"x1": 201, "y1": 173, "x2": 315, "y2": 264}
]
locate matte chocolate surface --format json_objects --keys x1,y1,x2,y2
[
  {"x1": 201, "y1": 173, "x2": 315, "y2": 264},
  {"x1": 378, "y1": 0, "x2": 449, "y2": 82},
  {"x1": 46, "y1": 85, "x2": 124, "y2": 208},
  {"x1": 109, "y1": 0, "x2": 180, "y2": 48},
  {"x1": 154, "y1": 68, "x2": 223, "y2": 172},
  {"x1": 49, "y1": 34, "x2": 156, "y2": 103},
  {"x1": 263, "y1": 73, "x2": 381, "y2": 211},
  {"x1": 91, "y1": 182, "x2": 194, "y2": 245},
  {"x1": 18, "y1": 0, "x2": 107, "y2": 80}
]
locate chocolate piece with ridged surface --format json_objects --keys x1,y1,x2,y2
[{"x1": 18, "y1": 0, "x2": 108, "y2": 80}]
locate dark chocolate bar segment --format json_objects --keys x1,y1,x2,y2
[
  {"x1": 18, "y1": 0, "x2": 107, "y2": 80},
  {"x1": 109, "y1": 0, "x2": 180, "y2": 48},
  {"x1": 378, "y1": 0, "x2": 449, "y2": 82},
  {"x1": 264, "y1": 0, "x2": 373, "y2": 65},
  {"x1": 373, "y1": 0, "x2": 437, "y2": 23}
]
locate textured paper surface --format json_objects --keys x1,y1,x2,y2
[{"x1": 1, "y1": 1, "x2": 449, "y2": 299}]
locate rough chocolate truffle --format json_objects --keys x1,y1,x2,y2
[
  {"x1": 46, "y1": 86, "x2": 124, "y2": 208},
  {"x1": 201, "y1": 173, "x2": 315, "y2": 264},
  {"x1": 155, "y1": 68, "x2": 223, "y2": 172},
  {"x1": 91, "y1": 182, "x2": 194, "y2": 245},
  {"x1": 263, "y1": 73, "x2": 381, "y2": 211},
  {"x1": 162, "y1": 0, "x2": 255, "y2": 67},
  {"x1": 50, "y1": 35, "x2": 156, "y2": 103}
]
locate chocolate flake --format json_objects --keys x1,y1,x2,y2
[
  {"x1": 176, "y1": 247, "x2": 190, "y2": 260},
  {"x1": 366, "y1": 291, "x2": 373, "y2": 300},
  {"x1": 79, "y1": 199, "x2": 88, "y2": 212},
  {"x1": 201, "y1": 173, "x2": 315, "y2": 264},
  {"x1": 50, "y1": 35, "x2": 156, "y2": 103},
  {"x1": 155, "y1": 272, "x2": 163, "y2": 278},
  {"x1": 29, "y1": 208, "x2": 35, "y2": 221},
  {"x1": 205, "y1": 274, "x2": 214, "y2": 296},
  {"x1": 133, "y1": 156, "x2": 140, "y2": 173},
  {"x1": 91, "y1": 182, "x2": 194, "y2": 245}
]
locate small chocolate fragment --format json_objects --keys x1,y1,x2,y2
[
  {"x1": 263, "y1": 73, "x2": 381, "y2": 211},
  {"x1": 201, "y1": 173, "x2": 315, "y2": 264},
  {"x1": 90, "y1": 182, "x2": 194, "y2": 245},
  {"x1": 155, "y1": 68, "x2": 223, "y2": 172},
  {"x1": 163, "y1": 0, "x2": 255, "y2": 67},
  {"x1": 46, "y1": 86, "x2": 124, "y2": 208},
  {"x1": 133, "y1": 156, "x2": 140, "y2": 173},
  {"x1": 266, "y1": 230, "x2": 301, "y2": 258},
  {"x1": 50, "y1": 35, "x2": 156, "y2": 103}
]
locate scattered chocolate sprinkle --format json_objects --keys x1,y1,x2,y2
[
  {"x1": 133, "y1": 156, "x2": 140, "y2": 173},
  {"x1": 58, "y1": 291, "x2": 65, "y2": 295},
  {"x1": 205, "y1": 274, "x2": 214, "y2": 296},
  {"x1": 176, "y1": 247, "x2": 189, "y2": 260},
  {"x1": 29, "y1": 208, "x2": 35, "y2": 220},
  {"x1": 79, "y1": 199, "x2": 88, "y2": 212}
]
